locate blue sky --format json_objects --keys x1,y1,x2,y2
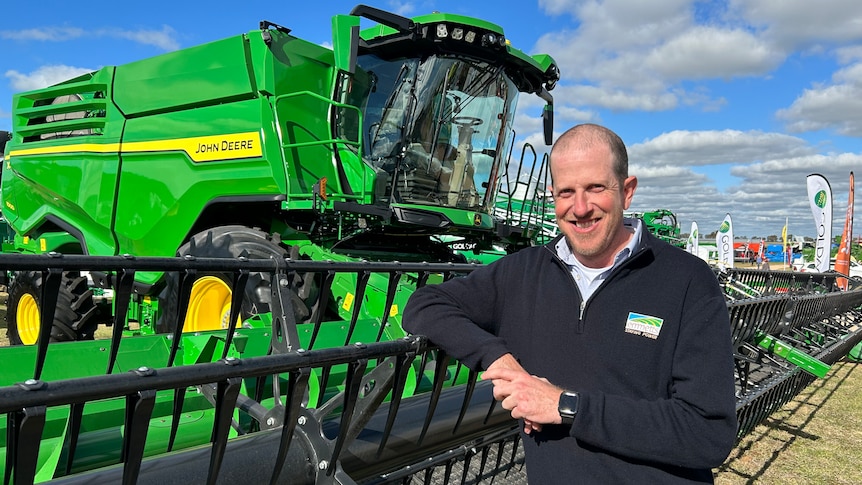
[{"x1": 2, "y1": 0, "x2": 861, "y2": 240}]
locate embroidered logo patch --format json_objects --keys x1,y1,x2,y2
[{"x1": 624, "y1": 312, "x2": 664, "y2": 340}]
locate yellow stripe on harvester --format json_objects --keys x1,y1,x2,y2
[
  {"x1": 7, "y1": 132, "x2": 262, "y2": 163},
  {"x1": 9, "y1": 143, "x2": 120, "y2": 157},
  {"x1": 122, "y1": 132, "x2": 262, "y2": 162}
]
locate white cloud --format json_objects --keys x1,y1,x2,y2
[
  {"x1": 104, "y1": 26, "x2": 179, "y2": 51},
  {"x1": 538, "y1": 0, "x2": 579, "y2": 16},
  {"x1": 644, "y1": 27, "x2": 783, "y2": 79},
  {"x1": 5, "y1": 65, "x2": 94, "y2": 92},
  {"x1": 777, "y1": 61, "x2": 862, "y2": 136},
  {"x1": 572, "y1": 85, "x2": 680, "y2": 111},
  {"x1": 387, "y1": 1, "x2": 419, "y2": 16},
  {"x1": 529, "y1": 1, "x2": 861, "y2": 238},
  {"x1": 630, "y1": 129, "x2": 813, "y2": 166},
  {"x1": 0, "y1": 27, "x2": 85, "y2": 41},
  {"x1": 732, "y1": 0, "x2": 862, "y2": 49},
  {"x1": 732, "y1": 152, "x2": 862, "y2": 176},
  {"x1": 533, "y1": 0, "x2": 787, "y2": 112},
  {"x1": 0, "y1": 25, "x2": 179, "y2": 51},
  {"x1": 835, "y1": 45, "x2": 862, "y2": 64}
]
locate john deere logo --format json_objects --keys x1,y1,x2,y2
[
  {"x1": 473, "y1": 213, "x2": 482, "y2": 226},
  {"x1": 692, "y1": 229, "x2": 698, "y2": 238},
  {"x1": 719, "y1": 221, "x2": 730, "y2": 233},
  {"x1": 814, "y1": 190, "x2": 827, "y2": 208}
]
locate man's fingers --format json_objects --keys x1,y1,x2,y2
[{"x1": 481, "y1": 367, "x2": 523, "y2": 381}]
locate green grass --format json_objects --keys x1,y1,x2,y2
[{"x1": 716, "y1": 359, "x2": 862, "y2": 484}]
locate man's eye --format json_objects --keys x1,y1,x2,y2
[{"x1": 588, "y1": 185, "x2": 606, "y2": 193}]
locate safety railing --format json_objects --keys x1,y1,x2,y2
[
  {"x1": 726, "y1": 272, "x2": 862, "y2": 438},
  {"x1": 1, "y1": 254, "x2": 861, "y2": 483},
  {"x1": 718, "y1": 267, "x2": 850, "y2": 297}
]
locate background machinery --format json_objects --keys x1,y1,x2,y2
[{"x1": 1, "y1": 5, "x2": 559, "y2": 345}]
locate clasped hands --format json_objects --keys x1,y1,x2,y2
[{"x1": 480, "y1": 353, "x2": 565, "y2": 434}]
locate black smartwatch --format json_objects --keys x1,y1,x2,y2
[{"x1": 558, "y1": 391, "x2": 580, "y2": 425}]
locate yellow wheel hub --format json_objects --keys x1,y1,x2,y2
[
  {"x1": 185, "y1": 276, "x2": 241, "y2": 332},
  {"x1": 16, "y1": 293, "x2": 41, "y2": 345}
]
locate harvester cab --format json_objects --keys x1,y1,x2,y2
[{"x1": 323, "y1": 5, "x2": 559, "y2": 255}]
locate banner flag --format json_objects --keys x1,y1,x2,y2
[
  {"x1": 782, "y1": 218, "x2": 788, "y2": 266},
  {"x1": 717, "y1": 213, "x2": 733, "y2": 269},
  {"x1": 835, "y1": 171, "x2": 855, "y2": 290},
  {"x1": 807, "y1": 173, "x2": 833, "y2": 273},
  {"x1": 686, "y1": 221, "x2": 699, "y2": 256}
]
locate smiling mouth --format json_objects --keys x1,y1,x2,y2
[{"x1": 572, "y1": 219, "x2": 599, "y2": 229}]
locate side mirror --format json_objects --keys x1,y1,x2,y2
[
  {"x1": 543, "y1": 103, "x2": 554, "y2": 146},
  {"x1": 332, "y1": 15, "x2": 360, "y2": 74}
]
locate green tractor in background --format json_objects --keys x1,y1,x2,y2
[
  {"x1": 626, "y1": 209, "x2": 684, "y2": 247},
  {"x1": 1, "y1": 5, "x2": 559, "y2": 345}
]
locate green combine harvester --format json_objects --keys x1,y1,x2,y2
[
  {"x1": 0, "y1": 5, "x2": 560, "y2": 482},
  {"x1": 1, "y1": 5, "x2": 558, "y2": 345}
]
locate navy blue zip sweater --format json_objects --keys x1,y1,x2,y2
[{"x1": 403, "y1": 231, "x2": 737, "y2": 483}]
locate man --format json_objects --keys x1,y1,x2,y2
[{"x1": 403, "y1": 124, "x2": 737, "y2": 483}]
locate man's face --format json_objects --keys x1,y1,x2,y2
[{"x1": 551, "y1": 143, "x2": 637, "y2": 268}]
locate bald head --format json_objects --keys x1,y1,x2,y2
[{"x1": 550, "y1": 124, "x2": 629, "y2": 183}]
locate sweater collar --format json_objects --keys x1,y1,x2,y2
[{"x1": 553, "y1": 218, "x2": 644, "y2": 269}]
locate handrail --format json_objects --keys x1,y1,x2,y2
[{"x1": 1, "y1": 254, "x2": 861, "y2": 482}]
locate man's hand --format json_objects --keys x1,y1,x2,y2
[
  {"x1": 485, "y1": 353, "x2": 525, "y2": 374},
  {"x1": 481, "y1": 355, "x2": 564, "y2": 434}
]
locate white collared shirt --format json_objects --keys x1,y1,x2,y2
[{"x1": 555, "y1": 218, "x2": 643, "y2": 301}]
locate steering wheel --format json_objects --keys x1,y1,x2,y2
[{"x1": 452, "y1": 116, "x2": 483, "y2": 127}]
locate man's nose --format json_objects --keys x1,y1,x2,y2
[{"x1": 570, "y1": 191, "x2": 591, "y2": 216}]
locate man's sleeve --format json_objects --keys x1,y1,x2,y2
[{"x1": 402, "y1": 263, "x2": 511, "y2": 371}]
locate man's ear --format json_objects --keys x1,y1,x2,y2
[{"x1": 622, "y1": 176, "x2": 637, "y2": 210}]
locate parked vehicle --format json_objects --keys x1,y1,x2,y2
[{"x1": 796, "y1": 259, "x2": 862, "y2": 278}]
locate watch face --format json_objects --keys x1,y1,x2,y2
[{"x1": 559, "y1": 392, "x2": 579, "y2": 421}]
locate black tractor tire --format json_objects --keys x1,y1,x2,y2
[
  {"x1": 5, "y1": 271, "x2": 100, "y2": 345},
  {"x1": 157, "y1": 226, "x2": 316, "y2": 334}
]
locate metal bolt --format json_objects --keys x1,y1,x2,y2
[
  {"x1": 297, "y1": 416, "x2": 307, "y2": 426},
  {"x1": 267, "y1": 417, "x2": 276, "y2": 426},
  {"x1": 279, "y1": 278, "x2": 289, "y2": 287},
  {"x1": 133, "y1": 366, "x2": 155, "y2": 377},
  {"x1": 19, "y1": 378, "x2": 46, "y2": 391},
  {"x1": 318, "y1": 460, "x2": 328, "y2": 470}
]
